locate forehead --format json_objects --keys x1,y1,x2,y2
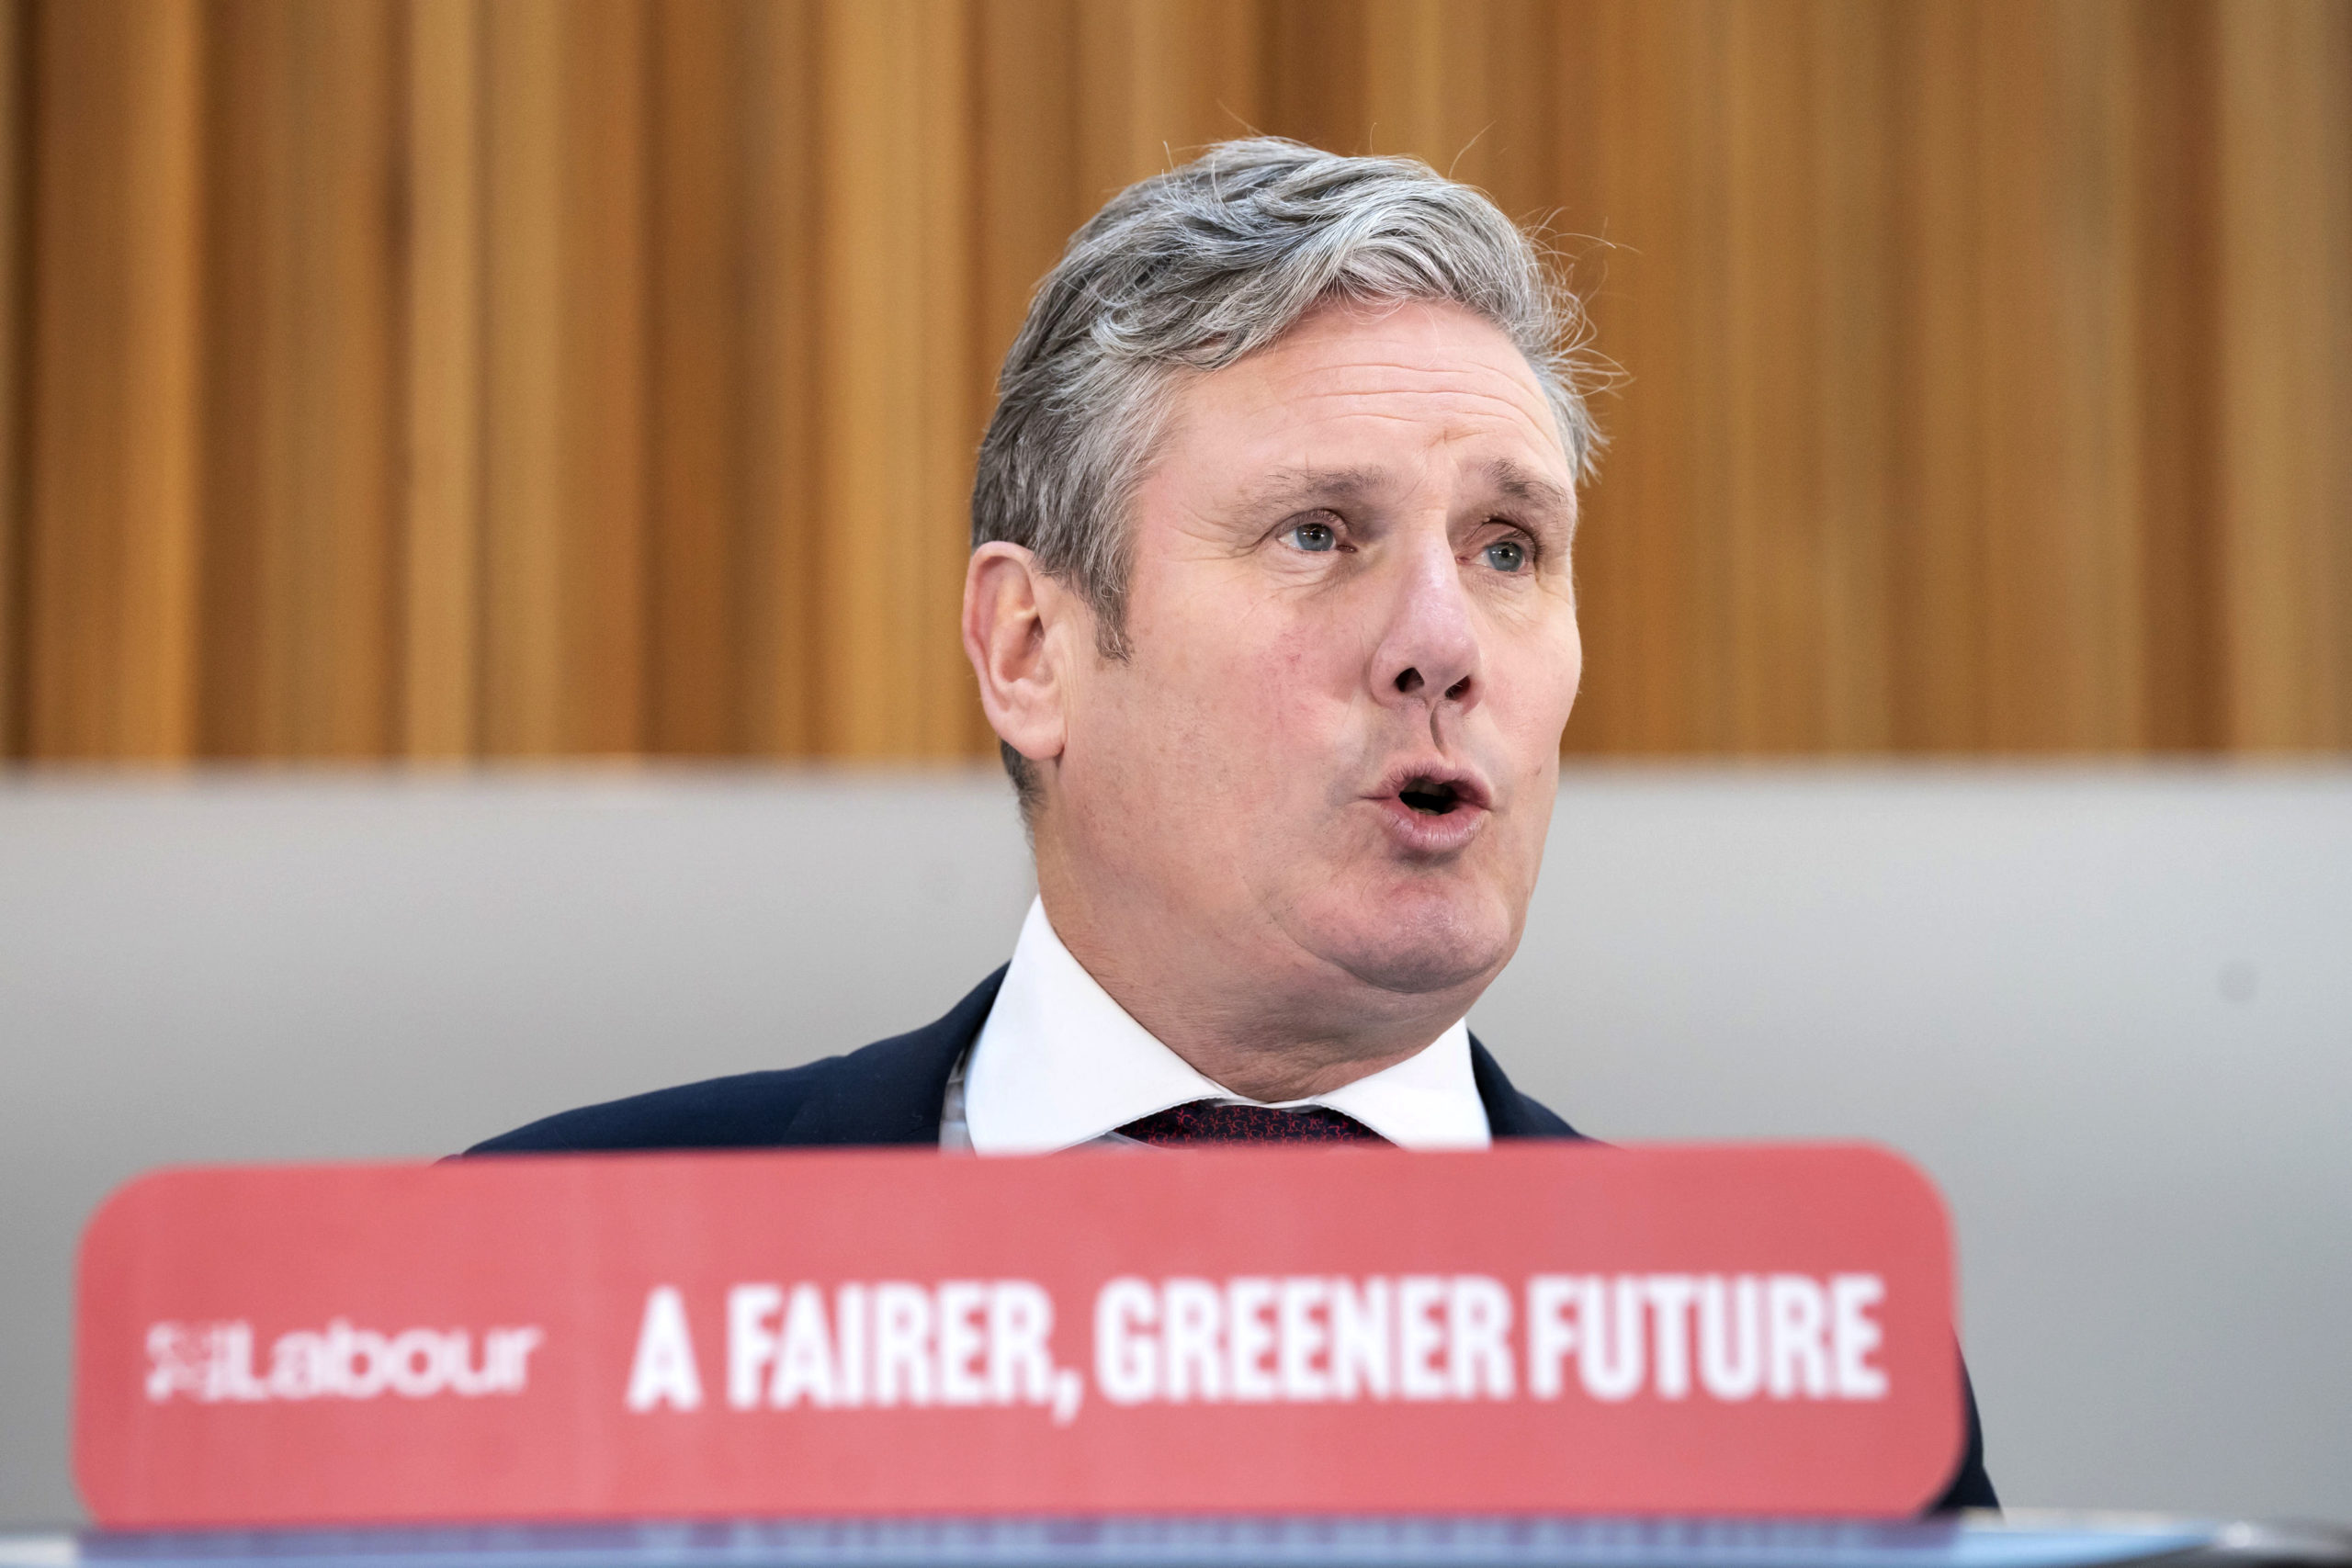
[{"x1": 1152, "y1": 298, "x2": 1571, "y2": 487}]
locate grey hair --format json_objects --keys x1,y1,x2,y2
[{"x1": 971, "y1": 137, "x2": 1600, "y2": 807}]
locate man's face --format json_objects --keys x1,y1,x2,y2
[{"x1": 1048, "y1": 298, "x2": 1582, "y2": 1010}]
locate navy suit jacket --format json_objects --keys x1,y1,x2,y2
[{"x1": 471, "y1": 967, "x2": 1996, "y2": 1513}]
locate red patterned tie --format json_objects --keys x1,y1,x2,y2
[{"x1": 1116, "y1": 1100, "x2": 1389, "y2": 1145}]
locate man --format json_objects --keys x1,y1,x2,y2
[{"x1": 472, "y1": 140, "x2": 1993, "y2": 1509}]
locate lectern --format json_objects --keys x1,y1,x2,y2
[{"x1": 44, "y1": 1147, "x2": 2350, "y2": 1568}]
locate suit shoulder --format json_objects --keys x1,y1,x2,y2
[
  {"x1": 1466, "y1": 1033, "x2": 1586, "y2": 1140},
  {"x1": 1506, "y1": 1091, "x2": 1582, "y2": 1139},
  {"x1": 463, "y1": 1056, "x2": 846, "y2": 1154},
  {"x1": 462, "y1": 966, "x2": 1006, "y2": 1156}
]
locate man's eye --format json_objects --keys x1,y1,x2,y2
[
  {"x1": 1284, "y1": 519, "x2": 1339, "y2": 553},
  {"x1": 1483, "y1": 538, "x2": 1529, "y2": 573}
]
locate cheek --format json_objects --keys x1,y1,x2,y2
[
  {"x1": 1093, "y1": 622, "x2": 1303, "y2": 814},
  {"x1": 1158, "y1": 595, "x2": 1352, "y2": 746},
  {"x1": 1235, "y1": 619, "x2": 1375, "y2": 795},
  {"x1": 1490, "y1": 616, "x2": 1583, "y2": 754},
  {"x1": 1261, "y1": 615, "x2": 1349, "y2": 702}
]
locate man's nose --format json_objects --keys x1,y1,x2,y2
[{"x1": 1371, "y1": 532, "x2": 1482, "y2": 714}]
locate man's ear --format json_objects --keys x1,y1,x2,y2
[{"x1": 963, "y1": 543, "x2": 1078, "y2": 768}]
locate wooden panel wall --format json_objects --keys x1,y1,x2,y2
[{"x1": 2, "y1": 0, "x2": 2347, "y2": 761}]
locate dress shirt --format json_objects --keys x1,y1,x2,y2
[{"x1": 946, "y1": 897, "x2": 1491, "y2": 1154}]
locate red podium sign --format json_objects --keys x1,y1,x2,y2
[{"x1": 75, "y1": 1144, "x2": 1961, "y2": 1526}]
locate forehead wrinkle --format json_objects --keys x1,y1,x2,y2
[
  {"x1": 1261, "y1": 347, "x2": 1510, "y2": 383},
  {"x1": 1168, "y1": 318, "x2": 1575, "y2": 521},
  {"x1": 1256, "y1": 360, "x2": 1548, "y2": 413},
  {"x1": 1244, "y1": 378, "x2": 1562, "y2": 452}
]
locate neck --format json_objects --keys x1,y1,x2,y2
[{"x1": 1032, "y1": 854, "x2": 1481, "y2": 1104}]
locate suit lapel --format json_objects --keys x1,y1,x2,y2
[
  {"x1": 779, "y1": 966, "x2": 1006, "y2": 1146},
  {"x1": 1469, "y1": 1033, "x2": 1584, "y2": 1140}
]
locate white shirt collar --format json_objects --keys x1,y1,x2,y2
[{"x1": 961, "y1": 897, "x2": 1491, "y2": 1155}]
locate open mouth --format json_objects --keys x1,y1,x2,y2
[
  {"x1": 1370, "y1": 764, "x2": 1491, "y2": 842},
  {"x1": 1397, "y1": 777, "x2": 1466, "y2": 816}
]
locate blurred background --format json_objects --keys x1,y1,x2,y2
[
  {"x1": 5, "y1": 0, "x2": 2348, "y2": 758},
  {"x1": 0, "y1": 0, "x2": 2347, "y2": 1536}
]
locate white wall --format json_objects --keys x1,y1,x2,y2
[{"x1": 1, "y1": 767, "x2": 2345, "y2": 1527}]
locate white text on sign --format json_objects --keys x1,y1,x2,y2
[
  {"x1": 621, "y1": 1271, "x2": 1888, "y2": 1423},
  {"x1": 1097, "y1": 1273, "x2": 1889, "y2": 1405},
  {"x1": 145, "y1": 1320, "x2": 544, "y2": 1403}
]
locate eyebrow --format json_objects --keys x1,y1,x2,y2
[
  {"x1": 1228, "y1": 459, "x2": 1577, "y2": 532},
  {"x1": 1233, "y1": 466, "x2": 1392, "y2": 515},
  {"x1": 1478, "y1": 458, "x2": 1577, "y2": 523}
]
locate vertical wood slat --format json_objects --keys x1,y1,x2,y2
[
  {"x1": 814, "y1": 0, "x2": 978, "y2": 758},
  {"x1": 1358, "y1": 0, "x2": 1564, "y2": 219},
  {"x1": 556, "y1": 0, "x2": 650, "y2": 756},
  {"x1": 401, "y1": 0, "x2": 483, "y2": 759},
  {"x1": 1363, "y1": 0, "x2": 1449, "y2": 163},
  {"x1": 199, "y1": 0, "x2": 401, "y2": 759},
  {"x1": 1809, "y1": 0, "x2": 1896, "y2": 751},
  {"x1": 647, "y1": 0, "x2": 744, "y2": 757},
  {"x1": 0, "y1": 0, "x2": 23, "y2": 758},
  {"x1": 910, "y1": 0, "x2": 983, "y2": 753},
  {"x1": 737, "y1": 0, "x2": 821, "y2": 757},
  {"x1": 1259, "y1": 0, "x2": 1365, "y2": 158},
  {"x1": 814, "y1": 0, "x2": 916, "y2": 757},
  {"x1": 1887, "y1": 0, "x2": 1988, "y2": 751},
  {"x1": 2128, "y1": 0, "x2": 2223, "y2": 752},
  {"x1": 478, "y1": 0, "x2": 563, "y2": 756},
  {"x1": 1974, "y1": 0, "x2": 2143, "y2": 751},
  {"x1": 2323, "y1": 1, "x2": 2352, "y2": 749},
  {"x1": 1555, "y1": 0, "x2": 1717, "y2": 753},
  {"x1": 193, "y1": 0, "x2": 288, "y2": 759},
  {"x1": 1452, "y1": 2, "x2": 1566, "y2": 228},
  {"x1": 287, "y1": 0, "x2": 401, "y2": 757},
  {"x1": 977, "y1": 0, "x2": 1081, "y2": 385},
  {"x1": 1076, "y1": 0, "x2": 1262, "y2": 204},
  {"x1": 3, "y1": 0, "x2": 2348, "y2": 762},
  {"x1": 480, "y1": 0, "x2": 648, "y2": 757},
  {"x1": 25, "y1": 0, "x2": 203, "y2": 759},
  {"x1": 2215, "y1": 0, "x2": 2352, "y2": 749},
  {"x1": 1718, "y1": 0, "x2": 1822, "y2": 750},
  {"x1": 1664, "y1": 2, "x2": 1736, "y2": 751}
]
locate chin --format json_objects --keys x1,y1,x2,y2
[{"x1": 1296, "y1": 878, "x2": 1517, "y2": 998}]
